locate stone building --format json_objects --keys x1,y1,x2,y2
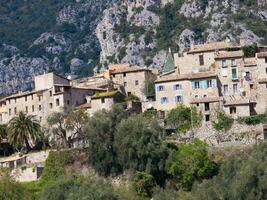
[
  {"x1": 106, "y1": 64, "x2": 156, "y2": 101},
  {"x1": 150, "y1": 41, "x2": 267, "y2": 122},
  {"x1": 0, "y1": 73, "x2": 103, "y2": 125}
]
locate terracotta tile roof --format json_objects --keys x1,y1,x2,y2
[
  {"x1": 78, "y1": 103, "x2": 92, "y2": 109},
  {"x1": 258, "y1": 78, "x2": 267, "y2": 83},
  {"x1": 110, "y1": 66, "x2": 151, "y2": 74},
  {"x1": 188, "y1": 42, "x2": 231, "y2": 54},
  {"x1": 244, "y1": 57, "x2": 257, "y2": 66},
  {"x1": 5, "y1": 89, "x2": 48, "y2": 100},
  {"x1": 190, "y1": 97, "x2": 221, "y2": 104},
  {"x1": 257, "y1": 52, "x2": 267, "y2": 58},
  {"x1": 155, "y1": 72, "x2": 216, "y2": 83},
  {"x1": 215, "y1": 50, "x2": 244, "y2": 59},
  {"x1": 224, "y1": 99, "x2": 250, "y2": 106}
]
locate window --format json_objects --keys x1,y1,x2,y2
[
  {"x1": 38, "y1": 96, "x2": 41, "y2": 101},
  {"x1": 205, "y1": 115, "x2": 210, "y2": 122},
  {"x1": 205, "y1": 103, "x2": 210, "y2": 111},
  {"x1": 113, "y1": 74, "x2": 115, "y2": 78},
  {"x1": 194, "y1": 81, "x2": 200, "y2": 89},
  {"x1": 161, "y1": 97, "x2": 168, "y2": 104},
  {"x1": 199, "y1": 55, "x2": 204, "y2": 66},
  {"x1": 159, "y1": 111, "x2": 165, "y2": 119},
  {"x1": 124, "y1": 82, "x2": 127, "y2": 87},
  {"x1": 196, "y1": 103, "x2": 200, "y2": 107},
  {"x1": 31, "y1": 95, "x2": 34, "y2": 100},
  {"x1": 14, "y1": 107, "x2": 17, "y2": 115},
  {"x1": 123, "y1": 73, "x2": 126, "y2": 77},
  {"x1": 9, "y1": 109, "x2": 11, "y2": 116},
  {"x1": 135, "y1": 80, "x2": 139, "y2": 86},
  {"x1": 158, "y1": 85, "x2": 165, "y2": 91},
  {"x1": 175, "y1": 96, "x2": 183, "y2": 103},
  {"x1": 222, "y1": 60, "x2": 227, "y2": 67},
  {"x1": 39, "y1": 105, "x2": 42, "y2": 111},
  {"x1": 232, "y1": 67, "x2": 238, "y2": 80},
  {"x1": 14, "y1": 98, "x2": 16, "y2": 103},
  {"x1": 223, "y1": 85, "x2": 228, "y2": 95},
  {"x1": 32, "y1": 105, "x2": 34, "y2": 112},
  {"x1": 195, "y1": 95, "x2": 199, "y2": 98},
  {"x1": 245, "y1": 71, "x2": 251, "y2": 81},
  {"x1": 266, "y1": 68, "x2": 267, "y2": 74},
  {"x1": 231, "y1": 59, "x2": 236, "y2": 66},
  {"x1": 265, "y1": 58, "x2": 267, "y2": 63},
  {"x1": 203, "y1": 94, "x2": 208, "y2": 98},
  {"x1": 233, "y1": 84, "x2": 238, "y2": 94},
  {"x1": 101, "y1": 98, "x2": 105, "y2": 104},
  {"x1": 49, "y1": 91, "x2": 52, "y2": 96},
  {"x1": 25, "y1": 96, "x2": 27, "y2": 102},
  {"x1": 230, "y1": 107, "x2": 236, "y2": 114},
  {"x1": 39, "y1": 117, "x2": 42, "y2": 122},
  {"x1": 250, "y1": 84, "x2": 253, "y2": 89},
  {"x1": 207, "y1": 80, "x2": 212, "y2": 88},
  {"x1": 56, "y1": 98, "x2": 60, "y2": 106},
  {"x1": 174, "y1": 84, "x2": 182, "y2": 90},
  {"x1": 50, "y1": 103, "x2": 53, "y2": 109},
  {"x1": 25, "y1": 106, "x2": 28, "y2": 113},
  {"x1": 67, "y1": 100, "x2": 70, "y2": 105}
]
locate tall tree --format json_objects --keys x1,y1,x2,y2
[
  {"x1": 8, "y1": 111, "x2": 41, "y2": 152},
  {"x1": 47, "y1": 109, "x2": 89, "y2": 149}
]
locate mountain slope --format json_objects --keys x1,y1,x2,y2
[{"x1": 0, "y1": 0, "x2": 266, "y2": 94}]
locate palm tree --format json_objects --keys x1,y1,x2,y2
[{"x1": 8, "y1": 111, "x2": 41, "y2": 152}]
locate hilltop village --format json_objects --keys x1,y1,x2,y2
[
  {"x1": 1, "y1": 41, "x2": 267, "y2": 142},
  {"x1": 0, "y1": 41, "x2": 267, "y2": 199}
]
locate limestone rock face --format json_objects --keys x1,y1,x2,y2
[{"x1": 0, "y1": 0, "x2": 267, "y2": 94}]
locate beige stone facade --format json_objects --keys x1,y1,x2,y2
[
  {"x1": 0, "y1": 73, "x2": 102, "y2": 125},
  {"x1": 106, "y1": 64, "x2": 156, "y2": 101},
  {"x1": 151, "y1": 42, "x2": 267, "y2": 122}
]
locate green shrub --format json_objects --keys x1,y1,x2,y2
[
  {"x1": 167, "y1": 139, "x2": 218, "y2": 191},
  {"x1": 237, "y1": 114, "x2": 267, "y2": 125},
  {"x1": 212, "y1": 111, "x2": 233, "y2": 132},
  {"x1": 191, "y1": 141, "x2": 267, "y2": 200},
  {"x1": 40, "y1": 151, "x2": 74, "y2": 183},
  {"x1": 166, "y1": 105, "x2": 202, "y2": 133},
  {"x1": 132, "y1": 172, "x2": 156, "y2": 198}
]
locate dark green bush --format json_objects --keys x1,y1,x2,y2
[{"x1": 237, "y1": 114, "x2": 267, "y2": 125}]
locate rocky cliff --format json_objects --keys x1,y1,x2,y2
[{"x1": 0, "y1": 0, "x2": 266, "y2": 94}]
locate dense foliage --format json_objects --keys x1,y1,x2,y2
[
  {"x1": 212, "y1": 111, "x2": 234, "y2": 132},
  {"x1": 167, "y1": 139, "x2": 218, "y2": 190},
  {"x1": 166, "y1": 105, "x2": 202, "y2": 133},
  {"x1": 237, "y1": 114, "x2": 267, "y2": 125},
  {"x1": 191, "y1": 141, "x2": 267, "y2": 200},
  {"x1": 8, "y1": 111, "x2": 41, "y2": 152}
]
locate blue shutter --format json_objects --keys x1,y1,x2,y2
[
  {"x1": 173, "y1": 85, "x2": 176, "y2": 91},
  {"x1": 191, "y1": 81, "x2": 195, "y2": 90},
  {"x1": 203, "y1": 80, "x2": 207, "y2": 88},
  {"x1": 200, "y1": 80, "x2": 204, "y2": 89},
  {"x1": 212, "y1": 79, "x2": 217, "y2": 88}
]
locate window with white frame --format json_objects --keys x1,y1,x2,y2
[
  {"x1": 158, "y1": 85, "x2": 165, "y2": 91},
  {"x1": 174, "y1": 84, "x2": 182, "y2": 90},
  {"x1": 175, "y1": 96, "x2": 183, "y2": 103},
  {"x1": 161, "y1": 97, "x2": 168, "y2": 104}
]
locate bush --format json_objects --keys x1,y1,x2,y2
[
  {"x1": 167, "y1": 139, "x2": 218, "y2": 191},
  {"x1": 191, "y1": 141, "x2": 267, "y2": 200},
  {"x1": 0, "y1": 169, "x2": 26, "y2": 200},
  {"x1": 40, "y1": 151, "x2": 74, "y2": 183},
  {"x1": 212, "y1": 111, "x2": 233, "y2": 132},
  {"x1": 166, "y1": 105, "x2": 202, "y2": 133},
  {"x1": 237, "y1": 114, "x2": 267, "y2": 125},
  {"x1": 132, "y1": 172, "x2": 156, "y2": 198}
]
